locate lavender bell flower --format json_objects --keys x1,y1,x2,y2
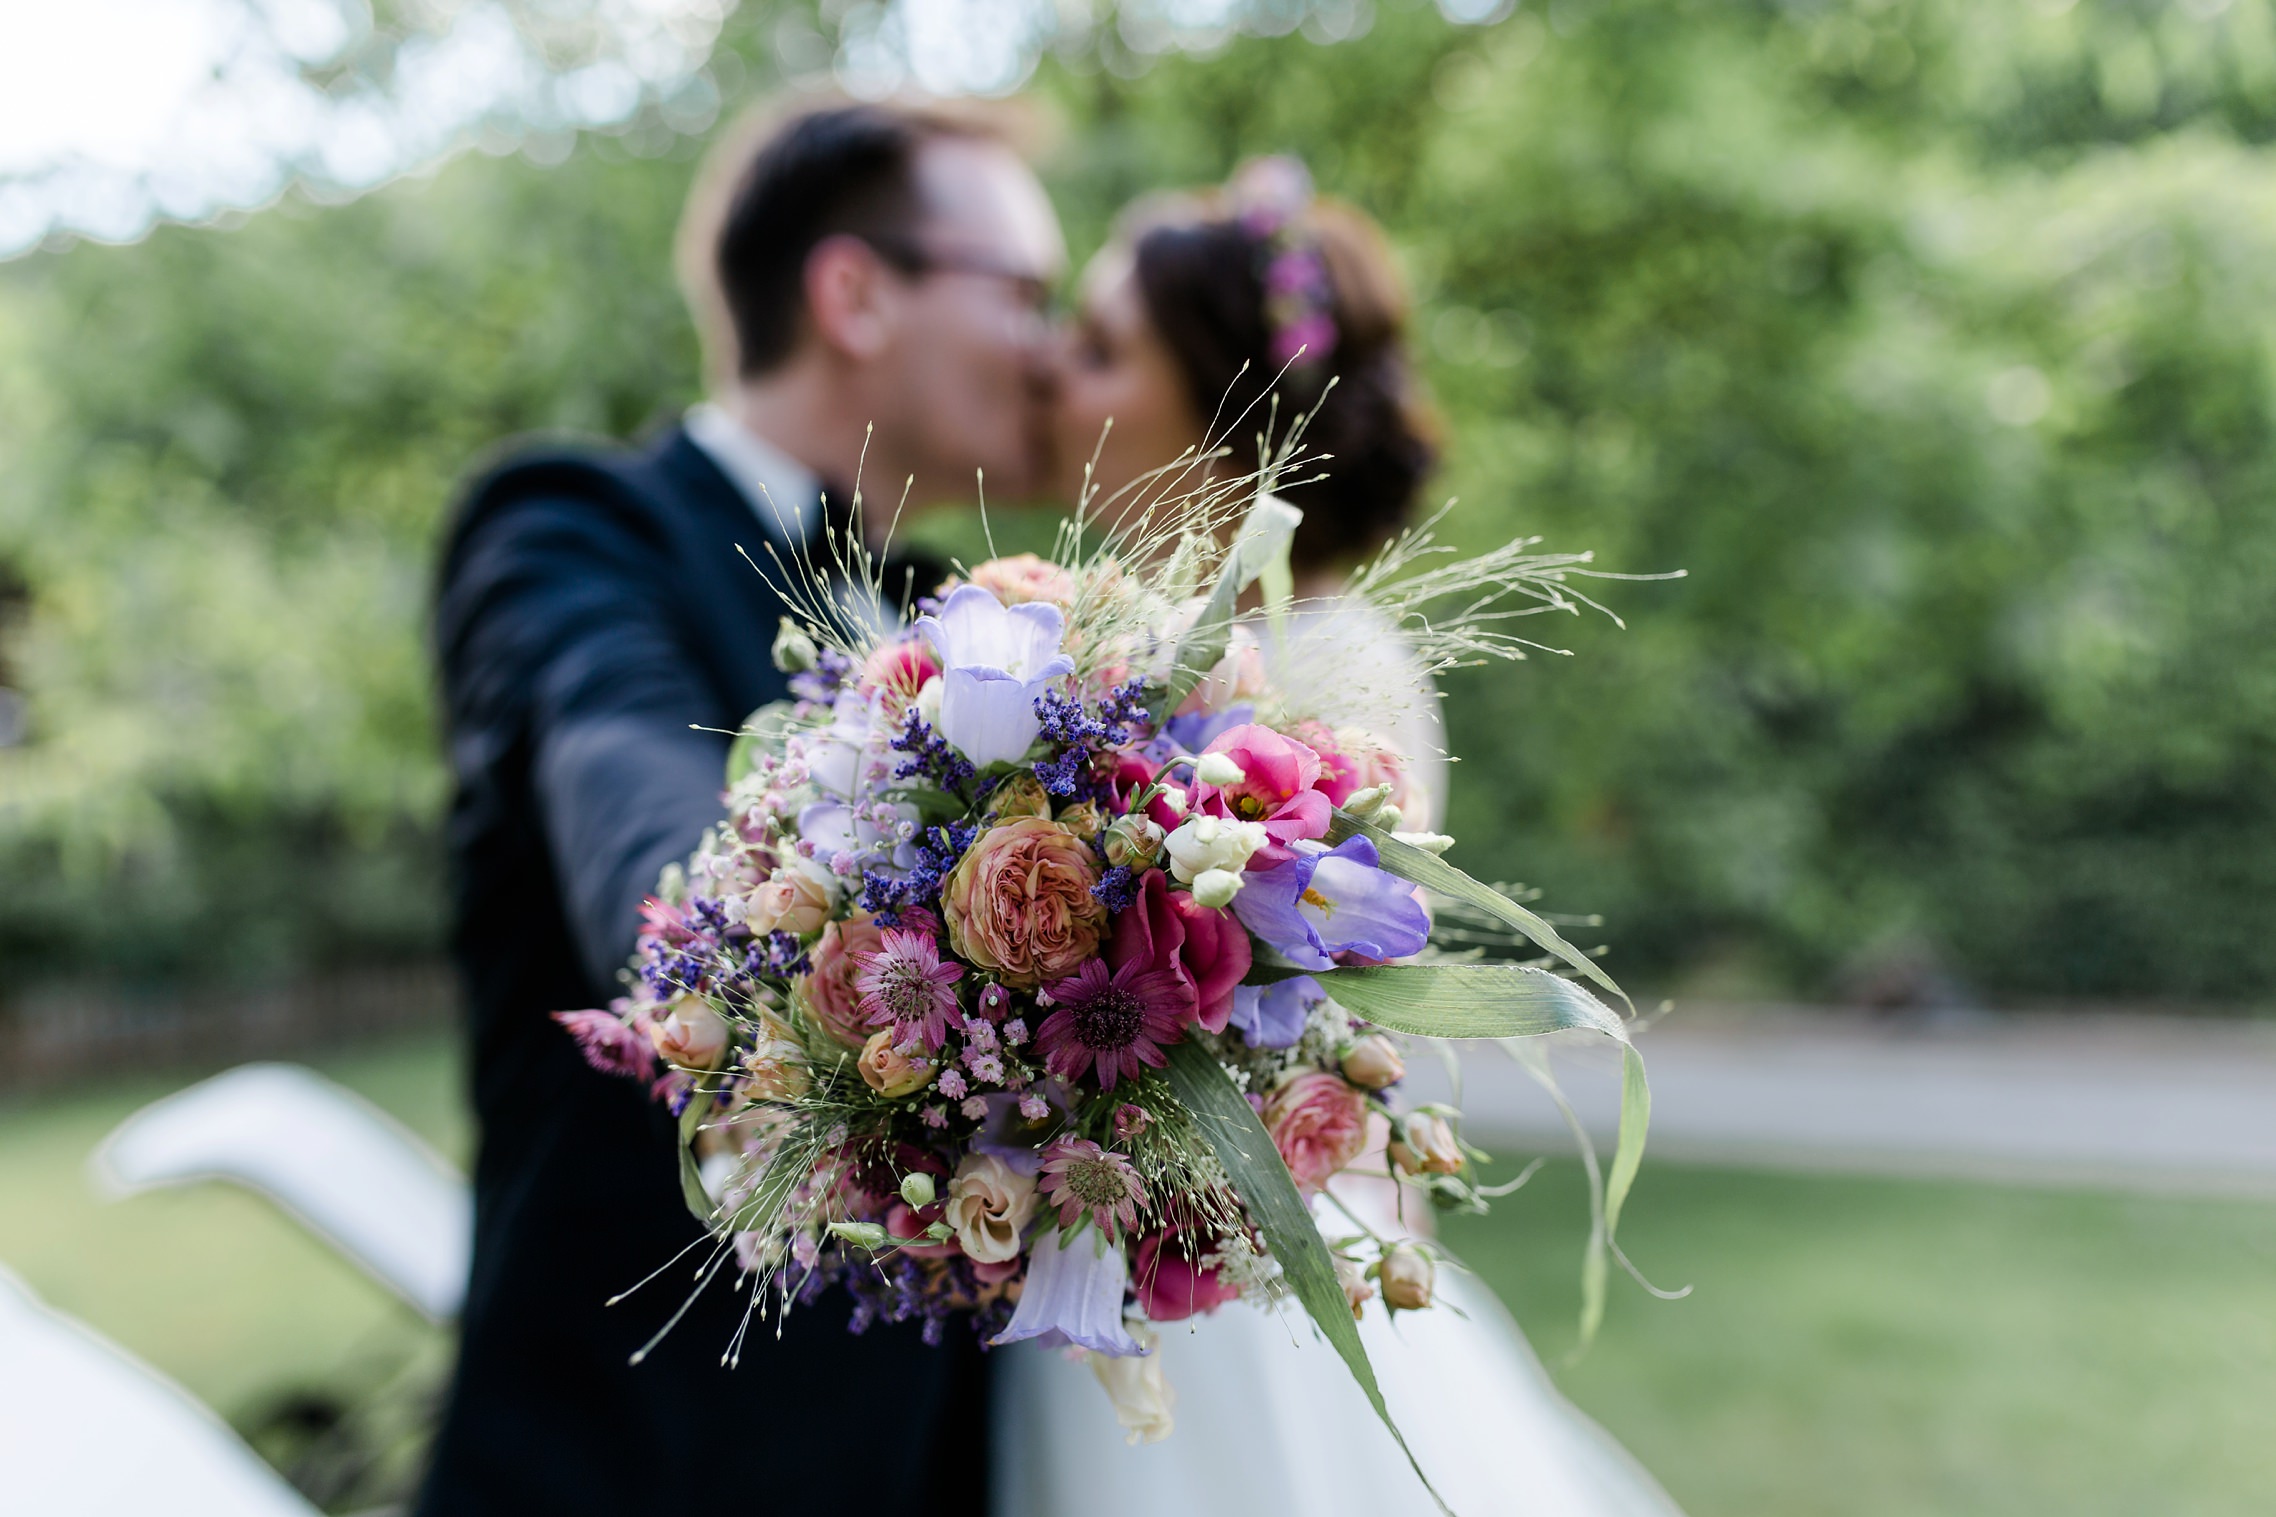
[
  {"x1": 1231, "y1": 835, "x2": 1431, "y2": 971},
  {"x1": 914, "y1": 585, "x2": 1075, "y2": 768},
  {"x1": 1228, "y1": 974, "x2": 1325, "y2": 1049},
  {"x1": 990, "y1": 1225, "x2": 1146, "y2": 1357}
]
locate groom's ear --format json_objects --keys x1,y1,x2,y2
[{"x1": 802, "y1": 234, "x2": 902, "y2": 363}]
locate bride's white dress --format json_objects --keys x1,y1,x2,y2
[{"x1": 990, "y1": 601, "x2": 1682, "y2": 1516}]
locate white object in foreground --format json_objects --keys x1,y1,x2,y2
[
  {"x1": 90, "y1": 1061, "x2": 472, "y2": 1321},
  {"x1": 0, "y1": 1265, "x2": 321, "y2": 1517}
]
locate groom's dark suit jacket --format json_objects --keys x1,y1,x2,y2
[{"x1": 423, "y1": 425, "x2": 981, "y2": 1516}]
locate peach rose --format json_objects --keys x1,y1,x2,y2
[
  {"x1": 940, "y1": 816, "x2": 1106, "y2": 989},
  {"x1": 857, "y1": 1029, "x2": 932, "y2": 1097},
  {"x1": 1264, "y1": 1071, "x2": 1371, "y2": 1191},
  {"x1": 965, "y1": 552, "x2": 1077, "y2": 608},
  {"x1": 648, "y1": 996, "x2": 729, "y2": 1069},
  {"x1": 1388, "y1": 1111, "x2": 1463, "y2": 1176},
  {"x1": 744, "y1": 864, "x2": 832, "y2": 937},
  {"x1": 944, "y1": 1153, "x2": 1039, "y2": 1264}
]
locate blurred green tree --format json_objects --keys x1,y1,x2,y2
[{"x1": 1, "y1": 0, "x2": 2271, "y2": 1002}]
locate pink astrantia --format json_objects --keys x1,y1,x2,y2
[
  {"x1": 854, "y1": 928, "x2": 965, "y2": 1051},
  {"x1": 1033, "y1": 957, "x2": 1187, "y2": 1090},
  {"x1": 553, "y1": 1008, "x2": 656, "y2": 1080},
  {"x1": 1038, "y1": 1136, "x2": 1146, "y2": 1237}
]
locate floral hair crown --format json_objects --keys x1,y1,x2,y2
[{"x1": 1230, "y1": 155, "x2": 1337, "y2": 374}]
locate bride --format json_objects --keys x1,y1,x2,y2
[{"x1": 988, "y1": 160, "x2": 1683, "y2": 1517}]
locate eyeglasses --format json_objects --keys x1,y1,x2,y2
[{"x1": 863, "y1": 235, "x2": 1060, "y2": 318}]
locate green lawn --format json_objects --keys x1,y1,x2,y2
[{"x1": 3, "y1": 1030, "x2": 2272, "y2": 1516}]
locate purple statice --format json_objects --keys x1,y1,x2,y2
[
  {"x1": 789, "y1": 645, "x2": 855, "y2": 705},
  {"x1": 1030, "y1": 678, "x2": 1152, "y2": 797},
  {"x1": 1090, "y1": 864, "x2": 1141, "y2": 913},
  {"x1": 742, "y1": 930, "x2": 811, "y2": 981},
  {"x1": 789, "y1": 1244, "x2": 1015, "y2": 1346},
  {"x1": 860, "y1": 817, "x2": 979, "y2": 925},
  {"x1": 890, "y1": 705, "x2": 977, "y2": 790}
]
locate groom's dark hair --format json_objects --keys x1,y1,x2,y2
[{"x1": 680, "y1": 97, "x2": 1017, "y2": 384}]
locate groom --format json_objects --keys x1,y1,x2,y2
[{"x1": 424, "y1": 99, "x2": 1065, "y2": 1516}]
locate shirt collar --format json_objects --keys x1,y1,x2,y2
[{"x1": 683, "y1": 401, "x2": 820, "y2": 546}]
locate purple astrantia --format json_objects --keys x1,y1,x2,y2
[
  {"x1": 1231, "y1": 835, "x2": 1431, "y2": 971},
  {"x1": 990, "y1": 1223, "x2": 1146, "y2": 1357},
  {"x1": 1038, "y1": 1136, "x2": 1146, "y2": 1235},
  {"x1": 914, "y1": 585, "x2": 1075, "y2": 768},
  {"x1": 1033, "y1": 957, "x2": 1188, "y2": 1090},
  {"x1": 1227, "y1": 974, "x2": 1325, "y2": 1049}
]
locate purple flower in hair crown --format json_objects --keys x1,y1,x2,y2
[{"x1": 1230, "y1": 154, "x2": 1338, "y2": 371}]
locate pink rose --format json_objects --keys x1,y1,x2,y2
[
  {"x1": 798, "y1": 909, "x2": 939, "y2": 1048},
  {"x1": 647, "y1": 996, "x2": 729, "y2": 1069},
  {"x1": 860, "y1": 639, "x2": 942, "y2": 715},
  {"x1": 963, "y1": 553, "x2": 1077, "y2": 608},
  {"x1": 1107, "y1": 869, "x2": 1251, "y2": 1034},
  {"x1": 1133, "y1": 1227, "x2": 1241, "y2": 1322},
  {"x1": 1190, "y1": 724, "x2": 1332, "y2": 859},
  {"x1": 940, "y1": 817, "x2": 1107, "y2": 989},
  {"x1": 1264, "y1": 1071, "x2": 1371, "y2": 1191}
]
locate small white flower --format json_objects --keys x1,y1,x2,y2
[
  {"x1": 1190, "y1": 868, "x2": 1243, "y2": 908},
  {"x1": 1161, "y1": 814, "x2": 1269, "y2": 884},
  {"x1": 1193, "y1": 752, "x2": 1247, "y2": 787}
]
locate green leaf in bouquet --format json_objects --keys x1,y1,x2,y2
[
  {"x1": 1325, "y1": 808, "x2": 1630, "y2": 1015},
  {"x1": 1147, "y1": 493, "x2": 1303, "y2": 722},
  {"x1": 1306, "y1": 962, "x2": 1626, "y2": 1040},
  {"x1": 676, "y1": 1088, "x2": 714, "y2": 1225},
  {"x1": 1161, "y1": 1040, "x2": 1452, "y2": 1515}
]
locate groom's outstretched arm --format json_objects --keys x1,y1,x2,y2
[{"x1": 439, "y1": 486, "x2": 727, "y2": 989}]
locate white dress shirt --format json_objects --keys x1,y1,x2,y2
[{"x1": 683, "y1": 400, "x2": 820, "y2": 546}]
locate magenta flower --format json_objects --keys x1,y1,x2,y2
[
  {"x1": 854, "y1": 928, "x2": 965, "y2": 1050},
  {"x1": 1039, "y1": 1137, "x2": 1147, "y2": 1237},
  {"x1": 1033, "y1": 957, "x2": 1187, "y2": 1090}
]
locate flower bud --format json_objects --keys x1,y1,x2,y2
[
  {"x1": 1373, "y1": 804, "x2": 1403, "y2": 832},
  {"x1": 1335, "y1": 1254, "x2": 1376, "y2": 1320},
  {"x1": 1339, "y1": 1035, "x2": 1406, "y2": 1090},
  {"x1": 1340, "y1": 783, "x2": 1395, "y2": 821},
  {"x1": 1113, "y1": 1103, "x2": 1153, "y2": 1140},
  {"x1": 1102, "y1": 814, "x2": 1167, "y2": 870},
  {"x1": 988, "y1": 772, "x2": 1053, "y2": 821},
  {"x1": 925, "y1": 1220, "x2": 955, "y2": 1242},
  {"x1": 1194, "y1": 751, "x2": 1248, "y2": 787},
  {"x1": 828, "y1": 1221, "x2": 888, "y2": 1250},
  {"x1": 1379, "y1": 1244, "x2": 1434, "y2": 1310},
  {"x1": 898, "y1": 1172, "x2": 938, "y2": 1209},
  {"x1": 1156, "y1": 785, "x2": 1189, "y2": 817},
  {"x1": 1392, "y1": 830, "x2": 1456, "y2": 855},
  {"x1": 1388, "y1": 1111, "x2": 1463, "y2": 1176},
  {"x1": 1056, "y1": 800, "x2": 1106, "y2": 840},
  {"x1": 772, "y1": 619, "x2": 819, "y2": 673},
  {"x1": 1190, "y1": 869, "x2": 1243, "y2": 909}
]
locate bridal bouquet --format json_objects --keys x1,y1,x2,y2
[{"x1": 558, "y1": 475, "x2": 1652, "y2": 1484}]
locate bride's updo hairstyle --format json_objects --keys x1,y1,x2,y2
[{"x1": 1128, "y1": 157, "x2": 1439, "y2": 572}]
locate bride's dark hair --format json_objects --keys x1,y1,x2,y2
[{"x1": 1125, "y1": 174, "x2": 1440, "y2": 573}]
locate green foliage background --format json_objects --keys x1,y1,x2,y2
[{"x1": 4, "y1": 0, "x2": 2273, "y2": 1001}]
